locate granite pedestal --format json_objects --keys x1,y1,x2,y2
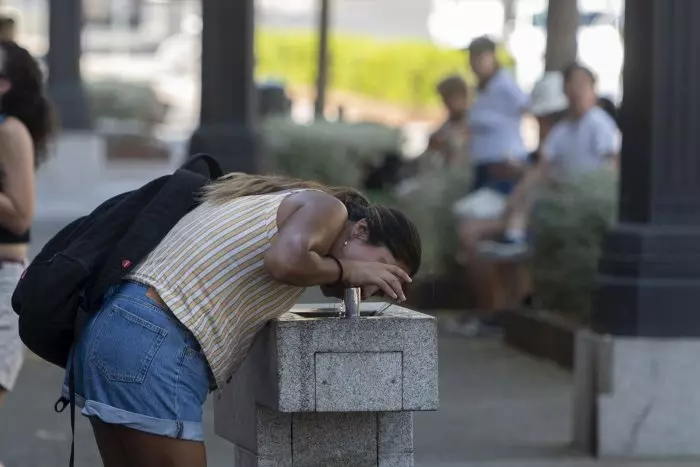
[
  {"x1": 215, "y1": 303, "x2": 439, "y2": 466},
  {"x1": 574, "y1": 331, "x2": 700, "y2": 459}
]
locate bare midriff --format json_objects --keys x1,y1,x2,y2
[{"x1": 0, "y1": 243, "x2": 27, "y2": 262}]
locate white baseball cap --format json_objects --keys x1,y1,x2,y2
[{"x1": 529, "y1": 72, "x2": 569, "y2": 117}]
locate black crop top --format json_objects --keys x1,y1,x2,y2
[
  {"x1": 0, "y1": 225, "x2": 29, "y2": 243},
  {"x1": 0, "y1": 156, "x2": 30, "y2": 243}
]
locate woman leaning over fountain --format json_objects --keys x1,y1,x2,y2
[{"x1": 60, "y1": 172, "x2": 422, "y2": 467}]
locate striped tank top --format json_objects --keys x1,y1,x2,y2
[{"x1": 127, "y1": 191, "x2": 307, "y2": 389}]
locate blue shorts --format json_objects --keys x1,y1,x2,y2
[
  {"x1": 61, "y1": 281, "x2": 213, "y2": 441},
  {"x1": 473, "y1": 162, "x2": 521, "y2": 195}
]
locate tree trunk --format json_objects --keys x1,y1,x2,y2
[
  {"x1": 545, "y1": 0, "x2": 579, "y2": 71},
  {"x1": 502, "y1": 0, "x2": 517, "y2": 39}
]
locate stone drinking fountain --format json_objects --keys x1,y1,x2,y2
[{"x1": 214, "y1": 288, "x2": 439, "y2": 466}]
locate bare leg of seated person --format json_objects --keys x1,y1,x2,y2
[
  {"x1": 477, "y1": 180, "x2": 539, "y2": 259},
  {"x1": 445, "y1": 218, "x2": 509, "y2": 337},
  {"x1": 91, "y1": 418, "x2": 207, "y2": 467}
]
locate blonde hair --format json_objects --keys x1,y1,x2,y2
[
  {"x1": 203, "y1": 172, "x2": 423, "y2": 276},
  {"x1": 203, "y1": 172, "x2": 368, "y2": 206}
]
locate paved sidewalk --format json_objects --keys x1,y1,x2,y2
[
  {"x1": 415, "y1": 337, "x2": 695, "y2": 467},
  {"x1": 2, "y1": 335, "x2": 695, "y2": 466}
]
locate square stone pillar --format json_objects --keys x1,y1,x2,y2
[
  {"x1": 47, "y1": 0, "x2": 91, "y2": 130},
  {"x1": 188, "y1": 0, "x2": 261, "y2": 173},
  {"x1": 214, "y1": 303, "x2": 439, "y2": 466},
  {"x1": 593, "y1": 0, "x2": 700, "y2": 337},
  {"x1": 575, "y1": 1, "x2": 700, "y2": 458}
]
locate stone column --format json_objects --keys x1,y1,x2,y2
[
  {"x1": 544, "y1": 0, "x2": 578, "y2": 71},
  {"x1": 47, "y1": 0, "x2": 91, "y2": 130},
  {"x1": 593, "y1": 0, "x2": 700, "y2": 338},
  {"x1": 188, "y1": 0, "x2": 260, "y2": 174},
  {"x1": 574, "y1": 0, "x2": 700, "y2": 458}
]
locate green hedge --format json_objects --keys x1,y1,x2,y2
[
  {"x1": 529, "y1": 169, "x2": 618, "y2": 322},
  {"x1": 263, "y1": 117, "x2": 403, "y2": 188},
  {"x1": 87, "y1": 79, "x2": 168, "y2": 130},
  {"x1": 256, "y1": 30, "x2": 514, "y2": 109}
]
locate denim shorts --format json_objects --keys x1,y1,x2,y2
[
  {"x1": 61, "y1": 281, "x2": 213, "y2": 441},
  {"x1": 473, "y1": 162, "x2": 522, "y2": 195}
]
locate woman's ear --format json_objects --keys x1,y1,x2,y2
[{"x1": 351, "y1": 219, "x2": 370, "y2": 241}]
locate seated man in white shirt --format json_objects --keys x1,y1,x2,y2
[{"x1": 484, "y1": 63, "x2": 621, "y2": 257}]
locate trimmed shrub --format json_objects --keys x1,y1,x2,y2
[
  {"x1": 256, "y1": 30, "x2": 514, "y2": 109},
  {"x1": 264, "y1": 117, "x2": 403, "y2": 188},
  {"x1": 529, "y1": 169, "x2": 618, "y2": 322},
  {"x1": 87, "y1": 79, "x2": 168, "y2": 131}
]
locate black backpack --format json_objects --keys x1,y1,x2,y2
[
  {"x1": 12, "y1": 153, "x2": 222, "y2": 467},
  {"x1": 11, "y1": 153, "x2": 223, "y2": 369}
]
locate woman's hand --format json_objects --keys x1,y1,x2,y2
[{"x1": 342, "y1": 260, "x2": 411, "y2": 301}]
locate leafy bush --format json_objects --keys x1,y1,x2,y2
[
  {"x1": 87, "y1": 80, "x2": 168, "y2": 131},
  {"x1": 529, "y1": 169, "x2": 618, "y2": 322},
  {"x1": 256, "y1": 30, "x2": 514, "y2": 109},
  {"x1": 263, "y1": 117, "x2": 403, "y2": 188}
]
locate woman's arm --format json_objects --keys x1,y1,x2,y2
[
  {"x1": 264, "y1": 190, "x2": 349, "y2": 286},
  {"x1": 264, "y1": 190, "x2": 410, "y2": 299},
  {"x1": 0, "y1": 119, "x2": 35, "y2": 235}
]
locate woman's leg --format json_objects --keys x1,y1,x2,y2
[
  {"x1": 457, "y1": 218, "x2": 506, "y2": 311},
  {"x1": 90, "y1": 418, "x2": 129, "y2": 467},
  {"x1": 501, "y1": 164, "x2": 547, "y2": 238},
  {"x1": 91, "y1": 419, "x2": 207, "y2": 467},
  {"x1": 64, "y1": 282, "x2": 212, "y2": 467}
]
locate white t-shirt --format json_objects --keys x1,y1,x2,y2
[
  {"x1": 468, "y1": 69, "x2": 530, "y2": 165},
  {"x1": 543, "y1": 106, "x2": 621, "y2": 181}
]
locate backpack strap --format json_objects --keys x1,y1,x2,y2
[
  {"x1": 53, "y1": 346, "x2": 78, "y2": 467},
  {"x1": 88, "y1": 169, "x2": 210, "y2": 310},
  {"x1": 68, "y1": 354, "x2": 76, "y2": 467},
  {"x1": 182, "y1": 153, "x2": 223, "y2": 180}
]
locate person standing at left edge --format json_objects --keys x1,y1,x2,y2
[{"x1": 0, "y1": 41, "x2": 55, "y2": 408}]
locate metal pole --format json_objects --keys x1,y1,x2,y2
[
  {"x1": 47, "y1": 0, "x2": 91, "y2": 130},
  {"x1": 314, "y1": 0, "x2": 330, "y2": 120}
]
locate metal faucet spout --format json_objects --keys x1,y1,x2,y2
[{"x1": 343, "y1": 287, "x2": 361, "y2": 319}]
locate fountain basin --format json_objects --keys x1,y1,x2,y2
[{"x1": 290, "y1": 304, "x2": 383, "y2": 319}]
